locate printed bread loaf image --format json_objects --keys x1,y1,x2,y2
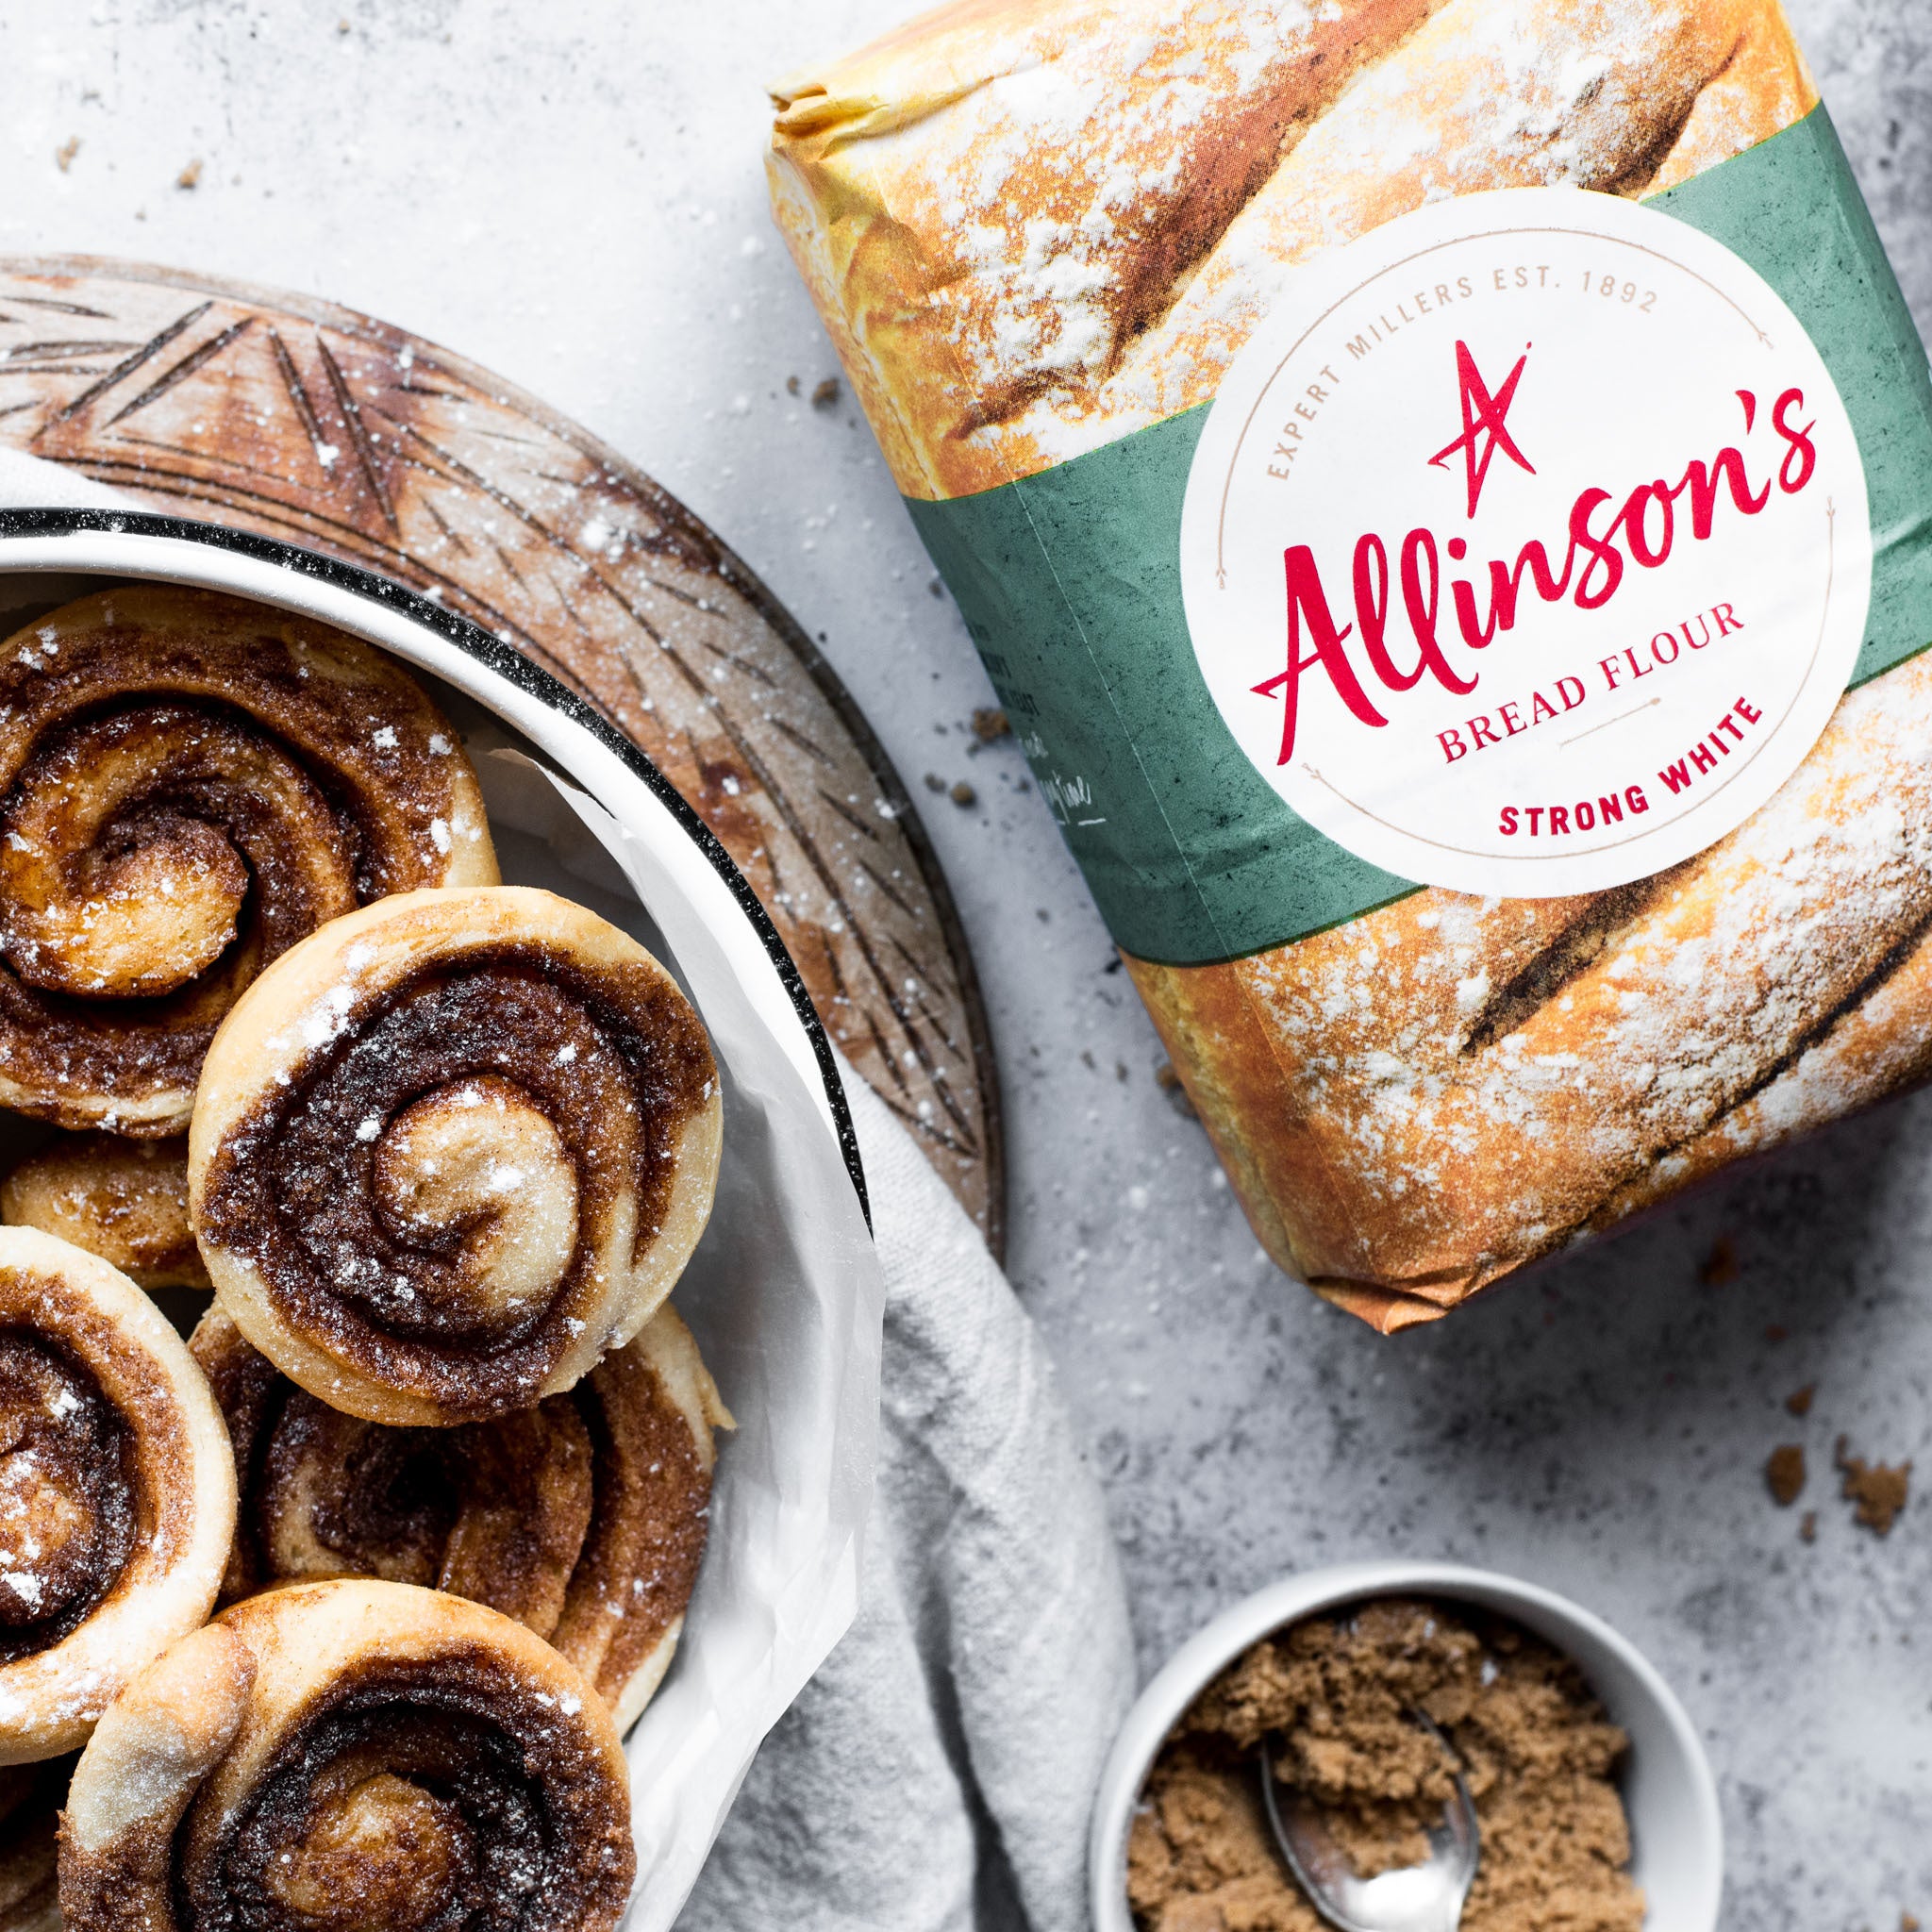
[
  {"x1": 769, "y1": 0, "x2": 1814, "y2": 497},
  {"x1": 770, "y1": 0, "x2": 1932, "y2": 1328}
]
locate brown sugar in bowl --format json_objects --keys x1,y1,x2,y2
[{"x1": 1090, "y1": 1562, "x2": 1722, "y2": 1932}]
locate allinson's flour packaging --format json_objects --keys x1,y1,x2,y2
[{"x1": 767, "y1": 0, "x2": 1932, "y2": 1328}]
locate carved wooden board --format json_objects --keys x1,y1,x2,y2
[{"x1": 0, "y1": 256, "x2": 1003, "y2": 1254}]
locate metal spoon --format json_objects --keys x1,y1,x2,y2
[{"x1": 1257, "y1": 1713, "x2": 1480, "y2": 1932}]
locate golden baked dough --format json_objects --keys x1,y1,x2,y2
[
  {"x1": 1129, "y1": 651, "x2": 1932, "y2": 1328},
  {"x1": 772, "y1": 0, "x2": 1449, "y2": 496},
  {"x1": 1091, "y1": 0, "x2": 1772, "y2": 436},
  {"x1": 58, "y1": 1578, "x2": 635, "y2": 1932},
  {"x1": 189, "y1": 885, "x2": 723, "y2": 1424},
  {"x1": 0, "y1": 1227, "x2": 234, "y2": 1762},
  {"x1": 192, "y1": 1299, "x2": 731, "y2": 1729},
  {"x1": 0, "y1": 586, "x2": 498, "y2": 1137},
  {"x1": 770, "y1": 0, "x2": 1814, "y2": 497},
  {"x1": 541, "y1": 1302, "x2": 730, "y2": 1730},
  {"x1": 1, "y1": 1134, "x2": 207, "y2": 1291},
  {"x1": 1648, "y1": 0, "x2": 1818, "y2": 192}
]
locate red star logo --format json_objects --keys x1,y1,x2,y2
[{"x1": 1430, "y1": 340, "x2": 1536, "y2": 518}]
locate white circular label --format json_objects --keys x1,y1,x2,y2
[{"x1": 1179, "y1": 187, "x2": 1872, "y2": 897}]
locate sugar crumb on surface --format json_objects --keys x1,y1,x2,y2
[
  {"x1": 1835, "y1": 1437, "x2": 1912, "y2": 1537},
  {"x1": 1766, "y1": 1444, "x2": 1806, "y2": 1507},
  {"x1": 1698, "y1": 1236, "x2": 1740, "y2": 1287}
]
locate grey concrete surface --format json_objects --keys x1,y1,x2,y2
[{"x1": 0, "y1": 4, "x2": 1927, "y2": 1925}]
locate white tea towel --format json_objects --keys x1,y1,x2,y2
[{"x1": 681, "y1": 1068, "x2": 1137, "y2": 1932}]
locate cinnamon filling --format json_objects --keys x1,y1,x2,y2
[
  {"x1": 0, "y1": 1330, "x2": 136, "y2": 1661},
  {"x1": 199, "y1": 1315, "x2": 710, "y2": 1701},
  {"x1": 251, "y1": 1393, "x2": 596, "y2": 1640},
  {"x1": 183, "y1": 1657, "x2": 629, "y2": 1932},
  {"x1": 371, "y1": 1076, "x2": 580, "y2": 1328},
  {"x1": 0, "y1": 701, "x2": 366, "y2": 1126},
  {"x1": 548, "y1": 1343, "x2": 711, "y2": 1697},
  {"x1": 0, "y1": 590, "x2": 490, "y2": 1128},
  {"x1": 0, "y1": 951, "x2": 250, "y2": 1128},
  {"x1": 431, "y1": 1405, "x2": 596, "y2": 1639},
  {"x1": 258, "y1": 1397, "x2": 467, "y2": 1590},
  {"x1": 197, "y1": 945, "x2": 713, "y2": 1408},
  {"x1": 264, "y1": 1771, "x2": 470, "y2": 1932},
  {"x1": 0, "y1": 701, "x2": 358, "y2": 1001}
]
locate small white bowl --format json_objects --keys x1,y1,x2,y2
[{"x1": 1091, "y1": 1560, "x2": 1723, "y2": 1932}]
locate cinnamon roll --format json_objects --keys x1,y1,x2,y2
[
  {"x1": 58, "y1": 1578, "x2": 636, "y2": 1932},
  {"x1": 0, "y1": 585, "x2": 498, "y2": 1138},
  {"x1": 2, "y1": 1134, "x2": 207, "y2": 1291},
  {"x1": 0, "y1": 1227, "x2": 234, "y2": 1764},
  {"x1": 190, "y1": 886, "x2": 723, "y2": 1425},
  {"x1": 192, "y1": 1299, "x2": 730, "y2": 1727}
]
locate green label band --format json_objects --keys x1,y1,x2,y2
[{"x1": 906, "y1": 107, "x2": 1932, "y2": 967}]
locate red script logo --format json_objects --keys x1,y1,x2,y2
[{"x1": 1430, "y1": 340, "x2": 1536, "y2": 518}]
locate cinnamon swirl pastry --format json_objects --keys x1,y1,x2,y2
[
  {"x1": 2, "y1": 1134, "x2": 207, "y2": 1291},
  {"x1": 190, "y1": 886, "x2": 724, "y2": 1425},
  {"x1": 192, "y1": 1299, "x2": 730, "y2": 1727},
  {"x1": 0, "y1": 1227, "x2": 234, "y2": 1764},
  {"x1": 58, "y1": 1578, "x2": 636, "y2": 1932},
  {"x1": 0, "y1": 585, "x2": 498, "y2": 1138}
]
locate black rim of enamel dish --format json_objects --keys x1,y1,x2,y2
[{"x1": 0, "y1": 504, "x2": 870, "y2": 1227}]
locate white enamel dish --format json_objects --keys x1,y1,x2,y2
[{"x1": 0, "y1": 501, "x2": 886, "y2": 1932}]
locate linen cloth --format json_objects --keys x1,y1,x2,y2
[
  {"x1": 680, "y1": 1068, "x2": 1136, "y2": 1932},
  {"x1": 0, "y1": 449, "x2": 1140, "y2": 1929}
]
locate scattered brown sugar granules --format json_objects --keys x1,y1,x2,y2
[
  {"x1": 1698, "y1": 1236, "x2": 1740, "y2": 1286},
  {"x1": 1835, "y1": 1437, "x2": 1912, "y2": 1536},
  {"x1": 1126, "y1": 1598, "x2": 1643, "y2": 1932},
  {"x1": 1766, "y1": 1444, "x2": 1807, "y2": 1507}
]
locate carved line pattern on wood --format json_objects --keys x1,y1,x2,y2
[{"x1": 0, "y1": 257, "x2": 1003, "y2": 1253}]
